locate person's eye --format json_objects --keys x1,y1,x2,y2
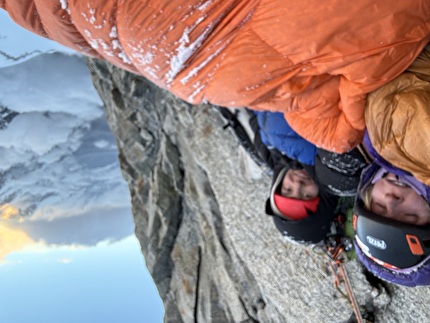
[{"x1": 282, "y1": 188, "x2": 292, "y2": 196}]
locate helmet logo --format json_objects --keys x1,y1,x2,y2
[{"x1": 366, "y1": 235, "x2": 387, "y2": 250}]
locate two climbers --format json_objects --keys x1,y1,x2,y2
[
  {"x1": 253, "y1": 46, "x2": 430, "y2": 287},
  {"x1": 3, "y1": 0, "x2": 430, "y2": 288}
]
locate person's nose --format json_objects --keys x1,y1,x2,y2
[
  {"x1": 297, "y1": 184, "x2": 311, "y2": 199},
  {"x1": 291, "y1": 176, "x2": 311, "y2": 199},
  {"x1": 384, "y1": 192, "x2": 403, "y2": 216},
  {"x1": 290, "y1": 182, "x2": 304, "y2": 199},
  {"x1": 384, "y1": 190, "x2": 403, "y2": 202}
]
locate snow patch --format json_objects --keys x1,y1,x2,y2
[
  {"x1": 59, "y1": 0, "x2": 68, "y2": 10},
  {"x1": 144, "y1": 67, "x2": 160, "y2": 81},
  {"x1": 89, "y1": 9, "x2": 96, "y2": 24},
  {"x1": 118, "y1": 51, "x2": 132, "y2": 64},
  {"x1": 94, "y1": 140, "x2": 110, "y2": 149},
  {"x1": 198, "y1": 0, "x2": 212, "y2": 11},
  {"x1": 132, "y1": 51, "x2": 154, "y2": 66},
  {"x1": 166, "y1": 19, "x2": 213, "y2": 84},
  {"x1": 84, "y1": 29, "x2": 131, "y2": 65},
  {"x1": 181, "y1": 45, "x2": 226, "y2": 84},
  {"x1": 189, "y1": 83, "x2": 205, "y2": 102},
  {"x1": 109, "y1": 26, "x2": 118, "y2": 38},
  {"x1": 112, "y1": 39, "x2": 121, "y2": 50}
]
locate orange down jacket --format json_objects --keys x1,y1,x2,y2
[{"x1": 2, "y1": 0, "x2": 430, "y2": 152}]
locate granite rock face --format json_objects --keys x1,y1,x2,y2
[{"x1": 86, "y1": 58, "x2": 430, "y2": 323}]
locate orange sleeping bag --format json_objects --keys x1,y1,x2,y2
[{"x1": 2, "y1": 0, "x2": 429, "y2": 152}]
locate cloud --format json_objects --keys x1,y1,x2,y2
[
  {"x1": 8, "y1": 206, "x2": 134, "y2": 247},
  {"x1": 0, "y1": 222, "x2": 33, "y2": 260},
  {"x1": 0, "y1": 206, "x2": 135, "y2": 261},
  {"x1": 0, "y1": 204, "x2": 19, "y2": 220}
]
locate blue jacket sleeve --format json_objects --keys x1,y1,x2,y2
[{"x1": 255, "y1": 111, "x2": 317, "y2": 166}]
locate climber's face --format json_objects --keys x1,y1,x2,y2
[
  {"x1": 280, "y1": 169, "x2": 319, "y2": 200},
  {"x1": 371, "y1": 173, "x2": 430, "y2": 226}
]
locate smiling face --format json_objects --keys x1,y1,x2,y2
[
  {"x1": 280, "y1": 169, "x2": 319, "y2": 200},
  {"x1": 370, "y1": 173, "x2": 430, "y2": 226}
]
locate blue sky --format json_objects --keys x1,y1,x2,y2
[
  {"x1": 0, "y1": 236, "x2": 164, "y2": 323},
  {"x1": 0, "y1": 9, "x2": 164, "y2": 323}
]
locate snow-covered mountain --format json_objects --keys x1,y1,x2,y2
[
  {"x1": 0, "y1": 51, "x2": 134, "y2": 245},
  {"x1": 0, "y1": 12, "x2": 164, "y2": 323}
]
